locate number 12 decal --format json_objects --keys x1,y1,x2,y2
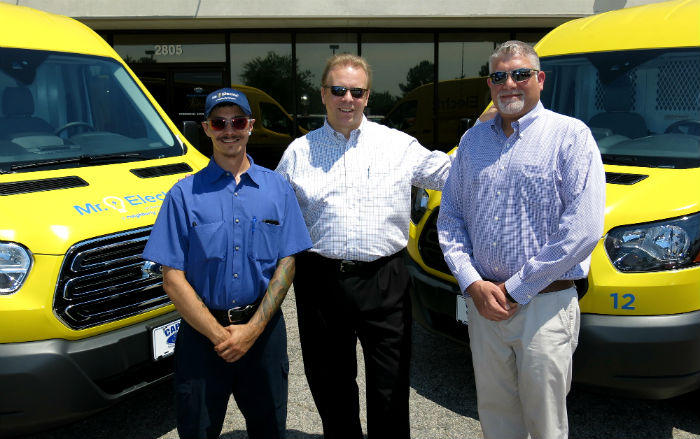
[{"x1": 610, "y1": 293, "x2": 636, "y2": 310}]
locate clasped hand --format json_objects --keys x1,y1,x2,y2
[
  {"x1": 466, "y1": 280, "x2": 518, "y2": 321},
  {"x1": 213, "y1": 323, "x2": 258, "y2": 363}
]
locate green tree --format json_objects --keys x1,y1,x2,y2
[
  {"x1": 399, "y1": 60, "x2": 434, "y2": 95},
  {"x1": 240, "y1": 51, "x2": 316, "y2": 112}
]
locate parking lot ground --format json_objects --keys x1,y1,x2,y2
[{"x1": 19, "y1": 287, "x2": 700, "y2": 439}]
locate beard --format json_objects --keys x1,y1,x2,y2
[{"x1": 496, "y1": 91, "x2": 525, "y2": 115}]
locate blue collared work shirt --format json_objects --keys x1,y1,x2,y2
[{"x1": 143, "y1": 157, "x2": 312, "y2": 310}]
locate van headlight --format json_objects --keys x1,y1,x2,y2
[
  {"x1": 604, "y1": 213, "x2": 700, "y2": 272},
  {"x1": 0, "y1": 243, "x2": 33, "y2": 295},
  {"x1": 410, "y1": 186, "x2": 430, "y2": 224}
]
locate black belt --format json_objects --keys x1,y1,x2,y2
[
  {"x1": 316, "y1": 251, "x2": 401, "y2": 275},
  {"x1": 209, "y1": 300, "x2": 261, "y2": 326}
]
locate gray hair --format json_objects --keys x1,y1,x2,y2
[{"x1": 489, "y1": 40, "x2": 540, "y2": 72}]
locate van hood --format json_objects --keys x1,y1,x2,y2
[
  {"x1": 603, "y1": 166, "x2": 699, "y2": 232},
  {"x1": 0, "y1": 158, "x2": 203, "y2": 254}
]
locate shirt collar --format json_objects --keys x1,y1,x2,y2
[
  {"x1": 200, "y1": 154, "x2": 260, "y2": 186},
  {"x1": 490, "y1": 101, "x2": 544, "y2": 135},
  {"x1": 322, "y1": 114, "x2": 368, "y2": 143}
]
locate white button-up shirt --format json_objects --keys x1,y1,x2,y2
[
  {"x1": 438, "y1": 102, "x2": 606, "y2": 304},
  {"x1": 276, "y1": 116, "x2": 451, "y2": 262}
]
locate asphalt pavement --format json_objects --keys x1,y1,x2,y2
[{"x1": 20, "y1": 287, "x2": 700, "y2": 439}]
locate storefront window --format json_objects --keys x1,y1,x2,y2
[
  {"x1": 431, "y1": 33, "x2": 508, "y2": 150},
  {"x1": 295, "y1": 33, "x2": 358, "y2": 117},
  {"x1": 228, "y1": 33, "x2": 296, "y2": 169}
]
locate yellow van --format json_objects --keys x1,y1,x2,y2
[
  {"x1": 407, "y1": 0, "x2": 700, "y2": 399},
  {"x1": 0, "y1": 3, "x2": 207, "y2": 435},
  {"x1": 383, "y1": 77, "x2": 490, "y2": 151}
]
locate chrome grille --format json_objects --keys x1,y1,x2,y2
[{"x1": 54, "y1": 227, "x2": 169, "y2": 329}]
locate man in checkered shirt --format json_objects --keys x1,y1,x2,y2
[
  {"x1": 438, "y1": 40, "x2": 606, "y2": 439},
  {"x1": 276, "y1": 53, "x2": 451, "y2": 438}
]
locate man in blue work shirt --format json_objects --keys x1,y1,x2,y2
[{"x1": 143, "y1": 88, "x2": 312, "y2": 439}]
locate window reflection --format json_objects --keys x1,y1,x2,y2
[
  {"x1": 362, "y1": 33, "x2": 433, "y2": 122},
  {"x1": 296, "y1": 33, "x2": 358, "y2": 118},
  {"x1": 229, "y1": 34, "x2": 297, "y2": 169}
]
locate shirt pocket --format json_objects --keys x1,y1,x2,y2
[
  {"x1": 189, "y1": 221, "x2": 227, "y2": 263},
  {"x1": 248, "y1": 220, "x2": 282, "y2": 261},
  {"x1": 516, "y1": 164, "x2": 556, "y2": 214}
]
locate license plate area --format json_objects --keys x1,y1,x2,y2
[
  {"x1": 456, "y1": 294, "x2": 468, "y2": 325},
  {"x1": 151, "y1": 319, "x2": 180, "y2": 361}
]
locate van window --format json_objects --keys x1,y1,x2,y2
[
  {"x1": 540, "y1": 48, "x2": 700, "y2": 169},
  {"x1": 0, "y1": 48, "x2": 181, "y2": 174}
]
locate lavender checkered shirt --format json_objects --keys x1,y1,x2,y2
[
  {"x1": 276, "y1": 116, "x2": 451, "y2": 262},
  {"x1": 438, "y1": 102, "x2": 606, "y2": 304}
]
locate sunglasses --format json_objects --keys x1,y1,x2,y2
[
  {"x1": 489, "y1": 68, "x2": 539, "y2": 85},
  {"x1": 208, "y1": 117, "x2": 250, "y2": 131},
  {"x1": 325, "y1": 85, "x2": 368, "y2": 99}
]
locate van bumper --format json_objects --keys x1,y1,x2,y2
[
  {"x1": 406, "y1": 257, "x2": 700, "y2": 399},
  {"x1": 574, "y1": 311, "x2": 700, "y2": 399},
  {"x1": 0, "y1": 310, "x2": 179, "y2": 437}
]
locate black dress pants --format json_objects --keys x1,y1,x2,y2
[{"x1": 294, "y1": 250, "x2": 412, "y2": 439}]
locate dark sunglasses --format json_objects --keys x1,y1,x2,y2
[
  {"x1": 489, "y1": 68, "x2": 539, "y2": 85},
  {"x1": 325, "y1": 85, "x2": 368, "y2": 99},
  {"x1": 208, "y1": 117, "x2": 250, "y2": 131}
]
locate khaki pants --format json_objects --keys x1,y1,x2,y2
[{"x1": 466, "y1": 287, "x2": 580, "y2": 439}]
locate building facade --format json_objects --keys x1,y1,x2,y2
[{"x1": 2, "y1": 0, "x2": 664, "y2": 161}]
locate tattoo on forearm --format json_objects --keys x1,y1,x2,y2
[{"x1": 257, "y1": 256, "x2": 295, "y2": 323}]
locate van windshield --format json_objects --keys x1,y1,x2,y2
[
  {"x1": 0, "y1": 48, "x2": 181, "y2": 173},
  {"x1": 540, "y1": 48, "x2": 700, "y2": 169}
]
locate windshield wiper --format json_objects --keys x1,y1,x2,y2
[{"x1": 9, "y1": 153, "x2": 143, "y2": 171}]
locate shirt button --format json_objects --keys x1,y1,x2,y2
[
  {"x1": 492, "y1": 242, "x2": 497, "y2": 246},
  {"x1": 234, "y1": 192, "x2": 238, "y2": 197},
  {"x1": 235, "y1": 218, "x2": 239, "y2": 223},
  {"x1": 494, "y1": 216, "x2": 499, "y2": 221},
  {"x1": 233, "y1": 273, "x2": 239, "y2": 278},
  {"x1": 527, "y1": 294, "x2": 533, "y2": 299},
  {"x1": 235, "y1": 245, "x2": 240, "y2": 251}
]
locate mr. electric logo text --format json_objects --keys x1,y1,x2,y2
[{"x1": 73, "y1": 192, "x2": 167, "y2": 216}]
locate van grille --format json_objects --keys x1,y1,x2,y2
[{"x1": 54, "y1": 227, "x2": 169, "y2": 329}]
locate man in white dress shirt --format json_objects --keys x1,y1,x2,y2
[{"x1": 276, "y1": 53, "x2": 451, "y2": 438}]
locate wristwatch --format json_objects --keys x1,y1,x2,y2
[{"x1": 505, "y1": 290, "x2": 517, "y2": 304}]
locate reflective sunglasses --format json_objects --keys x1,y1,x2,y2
[
  {"x1": 208, "y1": 117, "x2": 250, "y2": 131},
  {"x1": 325, "y1": 85, "x2": 368, "y2": 99},
  {"x1": 489, "y1": 68, "x2": 539, "y2": 85}
]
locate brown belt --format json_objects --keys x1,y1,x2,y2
[
  {"x1": 485, "y1": 279, "x2": 574, "y2": 295},
  {"x1": 540, "y1": 279, "x2": 575, "y2": 294}
]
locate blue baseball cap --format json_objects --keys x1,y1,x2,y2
[{"x1": 204, "y1": 88, "x2": 252, "y2": 118}]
